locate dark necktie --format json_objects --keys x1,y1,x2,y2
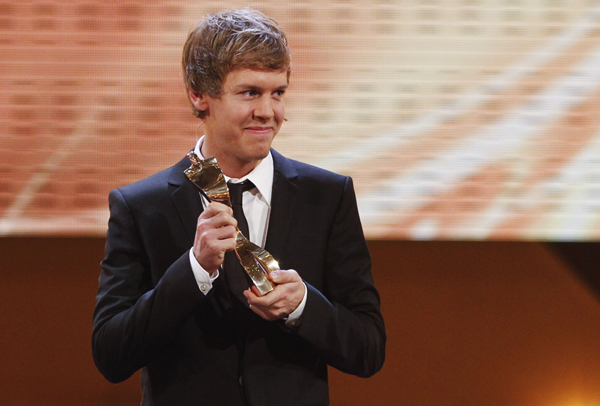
[
  {"x1": 228, "y1": 180, "x2": 254, "y2": 240},
  {"x1": 224, "y1": 180, "x2": 255, "y2": 301}
]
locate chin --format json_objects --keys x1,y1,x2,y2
[
  {"x1": 253, "y1": 150, "x2": 270, "y2": 161},
  {"x1": 252, "y1": 143, "x2": 272, "y2": 157}
]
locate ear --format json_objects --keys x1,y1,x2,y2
[{"x1": 189, "y1": 91, "x2": 209, "y2": 112}]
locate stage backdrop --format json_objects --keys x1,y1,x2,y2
[{"x1": 2, "y1": 0, "x2": 600, "y2": 239}]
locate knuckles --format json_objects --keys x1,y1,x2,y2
[{"x1": 205, "y1": 239, "x2": 221, "y2": 254}]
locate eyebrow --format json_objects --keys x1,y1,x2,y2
[{"x1": 235, "y1": 84, "x2": 288, "y2": 92}]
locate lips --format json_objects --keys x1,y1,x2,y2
[{"x1": 245, "y1": 126, "x2": 273, "y2": 134}]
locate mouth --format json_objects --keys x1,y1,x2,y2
[{"x1": 245, "y1": 126, "x2": 273, "y2": 135}]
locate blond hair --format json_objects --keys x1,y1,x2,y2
[{"x1": 182, "y1": 8, "x2": 291, "y2": 119}]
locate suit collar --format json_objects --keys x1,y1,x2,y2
[
  {"x1": 167, "y1": 154, "x2": 193, "y2": 187},
  {"x1": 271, "y1": 148, "x2": 298, "y2": 181},
  {"x1": 265, "y1": 149, "x2": 298, "y2": 263},
  {"x1": 168, "y1": 155, "x2": 203, "y2": 243}
]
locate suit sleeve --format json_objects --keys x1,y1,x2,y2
[
  {"x1": 92, "y1": 189, "x2": 205, "y2": 383},
  {"x1": 296, "y1": 177, "x2": 386, "y2": 378}
]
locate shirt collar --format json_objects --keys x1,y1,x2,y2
[{"x1": 193, "y1": 136, "x2": 273, "y2": 205}]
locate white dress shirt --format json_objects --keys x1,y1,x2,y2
[{"x1": 188, "y1": 137, "x2": 306, "y2": 327}]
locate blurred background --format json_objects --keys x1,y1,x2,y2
[
  {"x1": 2, "y1": 1, "x2": 600, "y2": 405},
  {"x1": 3, "y1": 0, "x2": 600, "y2": 239}
]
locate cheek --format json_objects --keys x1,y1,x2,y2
[
  {"x1": 274, "y1": 103, "x2": 285, "y2": 119},
  {"x1": 234, "y1": 105, "x2": 254, "y2": 122}
]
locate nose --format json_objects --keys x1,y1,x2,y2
[{"x1": 253, "y1": 97, "x2": 275, "y2": 121}]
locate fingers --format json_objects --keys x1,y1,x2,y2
[
  {"x1": 244, "y1": 270, "x2": 304, "y2": 321},
  {"x1": 192, "y1": 202, "x2": 238, "y2": 273},
  {"x1": 268, "y1": 269, "x2": 300, "y2": 284},
  {"x1": 250, "y1": 285, "x2": 261, "y2": 297},
  {"x1": 200, "y1": 201, "x2": 236, "y2": 226},
  {"x1": 244, "y1": 289, "x2": 283, "y2": 321}
]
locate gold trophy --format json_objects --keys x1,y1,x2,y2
[{"x1": 184, "y1": 152, "x2": 278, "y2": 295}]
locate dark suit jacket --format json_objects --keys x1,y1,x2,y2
[{"x1": 92, "y1": 149, "x2": 386, "y2": 406}]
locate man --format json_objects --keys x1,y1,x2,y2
[{"x1": 93, "y1": 8, "x2": 385, "y2": 406}]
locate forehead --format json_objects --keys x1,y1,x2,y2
[{"x1": 222, "y1": 69, "x2": 289, "y2": 89}]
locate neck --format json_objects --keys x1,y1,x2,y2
[
  {"x1": 200, "y1": 144, "x2": 260, "y2": 179},
  {"x1": 220, "y1": 159, "x2": 259, "y2": 179}
]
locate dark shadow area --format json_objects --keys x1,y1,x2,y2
[
  {"x1": 3, "y1": 238, "x2": 600, "y2": 405},
  {"x1": 547, "y1": 241, "x2": 600, "y2": 303}
]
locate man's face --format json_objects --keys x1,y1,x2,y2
[{"x1": 195, "y1": 69, "x2": 288, "y2": 176}]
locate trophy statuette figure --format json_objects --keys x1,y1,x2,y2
[{"x1": 184, "y1": 151, "x2": 278, "y2": 295}]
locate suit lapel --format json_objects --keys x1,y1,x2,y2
[
  {"x1": 168, "y1": 155, "x2": 203, "y2": 245},
  {"x1": 265, "y1": 150, "x2": 299, "y2": 264},
  {"x1": 167, "y1": 151, "x2": 298, "y2": 256},
  {"x1": 167, "y1": 154, "x2": 241, "y2": 313}
]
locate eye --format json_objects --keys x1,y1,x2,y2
[
  {"x1": 241, "y1": 90, "x2": 258, "y2": 98},
  {"x1": 273, "y1": 89, "x2": 286, "y2": 98}
]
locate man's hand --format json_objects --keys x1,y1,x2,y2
[
  {"x1": 193, "y1": 202, "x2": 237, "y2": 275},
  {"x1": 244, "y1": 269, "x2": 305, "y2": 321}
]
